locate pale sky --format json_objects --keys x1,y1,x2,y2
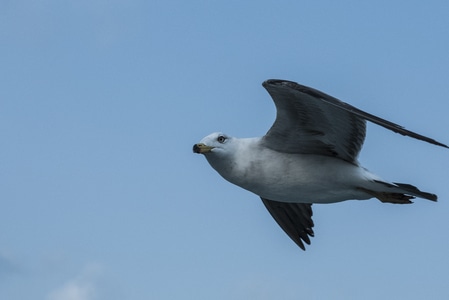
[{"x1": 1, "y1": 1, "x2": 449, "y2": 299}]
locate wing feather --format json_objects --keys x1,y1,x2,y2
[
  {"x1": 261, "y1": 79, "x2": 448, "y2": 163},
  {"x1": 261, "y1": 198, "x2": 314, "y2": 251}
]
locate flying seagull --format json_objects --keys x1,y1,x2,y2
[{"x1": 193, "y1": 79, "x2": 447, "y2": 250}]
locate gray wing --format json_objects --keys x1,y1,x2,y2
[
  {"x1": 261, "y1": 198, "x2": 314, "y2": 251},
  {"x1": 262, "y1": 79, "x2": 448, "y2": 163}
]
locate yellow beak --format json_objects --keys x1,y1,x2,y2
[{"x1": 193, "y1": 143, "x2": 214, "y2": 154}]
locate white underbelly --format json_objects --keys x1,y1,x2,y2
[{"x1": 227, "y1": 154, "x2": 374, "y2": 204}]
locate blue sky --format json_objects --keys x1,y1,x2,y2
[{"x1": 1, "y1": 1, "x2": 449, "y2": 299}]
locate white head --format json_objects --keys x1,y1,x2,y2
[
  {"x1": 192, "y1": 132, "x2": 235, "y2": 155},
  {"x1": 194, "y1": 132, "x2": 247, "y2": 184}
]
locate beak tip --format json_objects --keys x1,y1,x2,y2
[
  {"x1": 193, "y1": 144, "x2": 200, "y2": 153},
  {"x1": 193, "y1": 143, "x2": 213, "y2": 154}
]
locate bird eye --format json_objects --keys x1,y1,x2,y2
[{"x1": 217, "y1": 135, "x2": 226, "y2": 143}]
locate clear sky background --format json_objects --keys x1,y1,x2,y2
[{"x1": 2, "y1": 1, "x2": 449, "y2": 299}]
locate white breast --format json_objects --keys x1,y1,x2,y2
[{"x1": 208, "y1": 140, "x2": 375, "y2": 204}]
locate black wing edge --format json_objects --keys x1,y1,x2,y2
[
  {"x1": 261, "y1": 198, "x2": 315, "y2": 251},
  {"x1": 263, "y1": 79, "x2": 449, "y2": 149}
]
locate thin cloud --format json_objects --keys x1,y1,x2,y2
[
  {"x1": 46, "y1": 263, "x2": 102, "y2": 300},
  {"x1": 0, "y1": 252, "x2": 19, "y2": 279}
]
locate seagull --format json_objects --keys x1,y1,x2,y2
[{"x1": 193, "y1": 79, "x2": 447, "y2": 250}]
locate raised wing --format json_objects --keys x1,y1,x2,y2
[
  {"x1": 261, "y1": 79, "x2": 448, "y2": 163},
  {"x1": 261, "y1": 198, "x2": 314, "y2": 251}
]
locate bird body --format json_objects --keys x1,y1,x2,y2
[
  {"x1": 200, "y1": 134, "x2": 376, "y2": 204},
  {"x1": 193, "y1": 79, "x2": 447, "y2": 250}
]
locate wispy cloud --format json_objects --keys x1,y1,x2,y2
[
  {"x1": 47, "y1": 263, "x2": 102, "y2": 300},
  {"x1": 0, "y1": 252, "x2": 19, "y2": 279}
]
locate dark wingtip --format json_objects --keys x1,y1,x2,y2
[
  {"x1": 438, "y1": 142, "x2": 449, "y2": 149},
  {"x1": 296, "y1": 240, "x2": 306, "y2": 251}
]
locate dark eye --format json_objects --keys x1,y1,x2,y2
[{"x1": 217, "y1": 135, "x2": 226, "y2": 143}]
